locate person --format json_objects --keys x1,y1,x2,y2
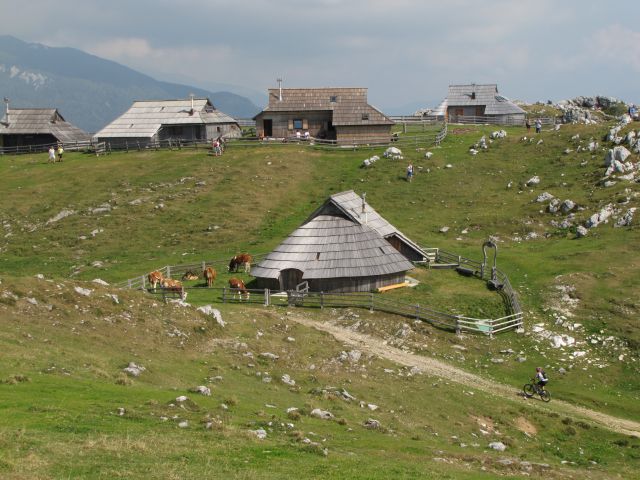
[
  {"x1": 525, "y1": 118, "x2": 531, "y2": 131},
  {"x1": 48, "y1": 146, "x2": 56, "y2": 163},
  {"x1": 535, "y1": 119, "x2": 542, "y2": 134},
  {"x1": 212, "y1": 138, "x2": 221, "y2": 156},
  {"x1": 295, "y1": 131, "x2": 301, "y2": 140},
  {"x1": 406, "y1": 162, "x2": 414, "y2": 182},
  {"x1": 535, "y1": 367, "x2": 548, "y2": 391},
  {"x1": 57, "y1": 144, "x2": 64, "y2": 162},
  {"x1": 304, "y1": 131, "x2": 310, "y2": 140}
]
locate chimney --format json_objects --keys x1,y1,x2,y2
[
  {"x1": 361, "y1": 192, "x2": 367, "y2": 224},
  {"x1": 3, "y1": 97, "x2": 8, "y2": 125},
  {"x1": 189, "y1": 93, "x2": 195, "y2": 115},
  {"x1": 277, "y1": 78, "x2": 283, "y2": 102}
]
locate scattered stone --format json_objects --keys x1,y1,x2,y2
[
  {"x1": 26, "y1": 297, "x2": 38, "y2": 305},
  {"x1": 117, "y1": 407, "x2": 125, "y2": 416},
  {"x1": 105, "y1": 293, "x2": 119, "y2": 304},
  {"x1": 197, "y1": 305, "x2": 225, "y2": 327},
  {"x1": 526, "y1": 176, "x2": 540, "y2": 186},
  {"x1": 46, "y1": 209, "x2": 75, "y2": 224},
  {"x1": 560, "y1": 200, "x2": 576, "y2": 214},
  {"x1": 281, "y1": 374, "x2": 296, "y2": 386},
  {"x1": 536, "y1": 192, "x2": 554, "y2": 203},
  {"x1": 92, "y1": 279, "x2": 109, "y2": 286},
  {"x1": 439, "y1": 226, "x2": 449, "y2": 233},
  {"x1": 615, "y1": 207, "x2": 636, "y2": 227},
  {"x1": 576, "y1": 225, "x2": 588, "y2": 238},
  {"x1": 123, "y1": 362, "x2": 145, "y2": 377},
  {"x1": 191, "y1": 386, "x2": 211, "y2": 396},
  {"x1": 310, "y1": 408, "x2": 334, "y2": 420},
  {"x1": 363, "y1": 418, "x2": 381, "y2": 429},
  {"x1": 178, "y1": 421, "x2": 189, "y2": 428},
  {"x1": 424, "y1": 152, "x2": 433, "y2": 159},
  {"x1": 252, "y1": 428, "x2": 267, "y2": 439},
  {"x1": 489, "y1": 441, "x2": 507, "y2": 452},
  {"x1": 259, "y1": 352, "x2": 280, "y2": 360},
  {"x1": 74, "y1": 286, "x2": 92, "y2": 297}
]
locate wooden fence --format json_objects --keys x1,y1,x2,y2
[
  {"x1": 119, "y1": 245, "x2": 523, "y2": 336},
  {"x1": 447, "y1": 115, "x2": 556, "y2": 127}
]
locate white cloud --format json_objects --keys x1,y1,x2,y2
[{"x1": 589, "y1": 24, "x2": 640, "y2": 71}]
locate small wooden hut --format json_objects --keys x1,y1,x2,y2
[
  {"x1": 443, "y1": 84, "x2": 525, "y2": 124},
  {"x1": 254, "y1": 87, "x2": 393, "y2": 144},
  {"x1": 251, "y1": 191, "x2": 426, "y2": 292}
]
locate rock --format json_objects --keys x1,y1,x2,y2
[
  {"x1": 46, "y1": 209, "x2": 75, "y2": 224},
  {"x1": 604, "y1": 146, "x2": 631, "y2": 165},
  {"x1": 516, "y1": 356, "x2": 527, "y2": 363},
  {"x1": 439, "y1": 226, "x2": 449, "y2": 233},
  {"x1": 123, "y1": 362, "x2": 145, "y2": 377},
  {"x1": 191, "y1": 385, "x2": 211, "y2": 396},
  {"x1": 310, "y1": 408, "x2": 334, "y2": 420},
  {"x1": 91, "y1": 261, "x2": 104, "y2": 268},
  {"x1": 491, "y1": 130, "x2": 507, "y2": 139},
  {"x1": 176, "y1": 395, "x2": 189, "y2": 403},
  {"x1": 92, "y1": 278, "x2": 109, "y2": 286},
  {"x1": 259, "y1": 352, "x2": 280, "y2": 360},
  {"x1": 489, "y1": 441, "x2": 507, "y2": 452},
  {"x1": 425, "y1": 152, "x2": 433, "y2": 159},
  {"x1": 586, "y1": 204, "x2": 615, "y2": 228},
  {"x1": 106, "y1": 293, "x2": 119, "y2": 304},
  {"x1": 491, "y1": 358, "x2": 504, "y2": 364},
  {"x1": 536, "y1": 192, "x2": 554, "y2": 203},
  {"x1": 74, "y1": 286, "x2": 92, "y2": 297},
  {"x1": 197, "y1": 305, "x2": 225, "y2": 327},
  {"x1": 178, "y1": 421, "x2": 189, "y2": 428},
  {"x1": 560, "y1": 200, "x2": 576, "y2": 213},
  {"x1": 445, "y1": 164, "x2": 453, "y2": 169},
  {"x1": 35, "y1": 274, "x2": 45, "y2": 280},
  {"x1": 615, "y1": 208, "x2": 636, "y2": 227},
  {"x1": 550, "y1": 334, "x2": 575, "y2": 348},
  {"x1": 526, "y1": 176, "x2": 540, "y2": 186},
  {"x1": 363, "y1": 418, "x2": 382, "y2": 429},
  {"x1": 383, "y1": 147, "x2": 403, "y2": 159},
  {"x1": 252, "y1": 428, "x2": 267, "y2": 439},
  {"x1": 548, "y1": 198, "x2": 561, "y2": 213},
  {"x1": 558, "y1": 367, "x2": 567, "y2": 374},
  {"x1": 117, "y1": 407, "x2": 125, "y2": 416},
  {"x1": 576, "y1": 225, "x2": 588, "y2": 238},
  {"x1": 281, "y1": 374, "x2": 296, "y2": 386},
  {"x1": 26, "y1": 297, "x2": 38, "y2": 305},
  {"x1": 368, "y1": 404, "x2": 379, "y2": 411},
  {"x1": 90, "y1": 228, "x2": 104, "y2": 237}
]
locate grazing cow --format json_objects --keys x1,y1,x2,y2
[
  {"x1": 203, "y1": 266, "x2": 216, "y2": 287},
  {"x1": 182, "y1": 270, "x2": 199, "y2": 281},
  {"x1": 228, "y1": 277, "x2": 250, "y2": 301},
  {"x1": 228, "y1": 253, "x2": 252, "y2": 273},
  {"x1": 161, "y1": 278, "x2": 187, "y2": 300},
  {"x1": 148, "y1": 270, "x2": 164, "y2": 291}
]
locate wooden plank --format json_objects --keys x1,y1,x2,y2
[{"x1": 377, "y1": 281, "x2": 408, "y2": 293}]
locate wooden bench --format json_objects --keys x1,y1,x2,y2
[{"x1": 377, "y1": 282, "x2": 408, "y2": 293}]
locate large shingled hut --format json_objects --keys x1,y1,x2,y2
[
  {"x1": 443, "y1": 83, "x2": 525, "y2": 124},
  {"x1": 251, "y1": 191, "x2": 426, "y2": 292}
]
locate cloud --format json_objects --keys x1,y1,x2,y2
[{"x1": 589, "y1": 24, "x2": 640, "y2": 71}]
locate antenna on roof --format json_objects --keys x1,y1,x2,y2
[{"x1": 277, "y1": 78, "x2": 283, "y2": 101}]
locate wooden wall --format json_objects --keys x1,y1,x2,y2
[
  {"x1": 256, "y1": 111, "x2": 332, "y2": 138},
  {"x1": 335, "y1": 125, "x2": 392, "y2": 144}
]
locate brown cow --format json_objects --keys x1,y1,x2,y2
[
  {"x1": 161, "y1": 278, "x2": 187, "y2": 300},
  {"x1": 182, "y1": 270, "x2": 199, "y2": 281},
  {"x1": 228, "y1": 253, "x2": 252, "y2": 273},
  {"x1": 228, "y1": 277, "x2": 250, "y2": 301},
  {"x1": 203, "y1": 266, "x2": 216, "y2": 287},
  {"x1": 148, "y1": 270, "x2": 164, "y2": 291}
]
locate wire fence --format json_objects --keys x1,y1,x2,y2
[{"x1": 118, "y1": 246, "x2": 523, "y2": 336}]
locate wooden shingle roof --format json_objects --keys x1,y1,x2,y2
[
  {"x1": 251, "y1": 213, "x2": 413, "y2": 280},
  {"x1": 259, "y1": 88, "x2": 393, "y2": 126},
  {"x1": 447, "y1": 84, "x2": 524, "y2": 115},
  {"x1": 94, "y1": 98, "x2": 238, "y2": 139},
  {"x1": 0, "y1": 108, "x2": 91, "y2": 142}
]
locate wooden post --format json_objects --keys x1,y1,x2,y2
[
  {"x1": 455, "y1": 317, "x2": 461, "y2": 336},
  {"x1": 370, "y1": 292, "x2": 374, "y2": 312},
  {"x1": 320, "y1": 291, "x2": 324, "y2": 309},
  {"x1": 403, "y1": 122, "x2": 407, "y2": 134},
  {"x1": 264, "y1": 288, "x2": 270, "y2": 306},
  {"x1": 415, "y1": 304, "x2": 420, "y2": 321},
  {"x1": 142, "y1": 275, "x2": 146, "y2": 289},
  {"x1": 222, "y1": 287, "x2": 226, "y2": 303},
  {"x1": 166, "y1": 265, "x2": 171, "y2": 278},
  {"x1": 128, "y1": 279, "x2": 132, "y2": 289},
  {"x1": 201, "y1": 261, "x2": 206, "y2": 272}
]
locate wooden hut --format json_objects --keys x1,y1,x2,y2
[
  {"x1": 251, "y1": 191, "x2": 426, "y2": 292},
  {"x1": 443, "y1": 84, "x2": 525, "y2": 124},
  {"x1": 0, "y1": 107, "x2": 90, "y2": 150},
  {"x1": 93, "y1": 97, "x2": 241, "y2": 147},
  {"x1": 254, "y1": 87, "x2": 393, "y2": 144}
]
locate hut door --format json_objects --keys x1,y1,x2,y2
[
  {"x1": 280, "y1": 269, "x2": 304, "y2": 291},
  {"x1": 263, "y1": 119, "x2": 273, "y2": 137}
]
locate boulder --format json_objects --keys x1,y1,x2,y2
[
  {"x1": 123, "y1": 362, "x2": 146, "y2": 377},
  {"x1": 576, "y1": 225, "x2": 588, "y2": 238},
  {"x1": 560, "y1": 200, "x2": 576, "y2": 214},
  {"x1": 281, "y1": 374, "x2": 296, "y2": 386},
  {"x1": 536, "y1": 192, "x2": 554, "y2": 203},
  {"x1": 586, "y1": 204, "x2": 615, "y2": 228},
  {"x1": 615, "y1": 208, "x2": 636, "y2": 227},
  {"x1": 252, "y1": 429, "x2": 267, "y2": 439},
  {"x1": 310, "y1": 408, "x2": 334, "y2": 420},
  {"x1": 74, "y1": 286, "x2": 92, "y2": 297},
  {"x1": 197, "y1": 305, "x2": 225, "y2": 327},
  {"x1": 489, "y1": 441, "x2": 507, "y2": 452},
  {"x1": 526, "y1": 176, "x2": 540, "y2": 186}
]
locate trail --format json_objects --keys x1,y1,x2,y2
[{"x1": 291, "y1": 316, "x2": 640, "y2": 438}]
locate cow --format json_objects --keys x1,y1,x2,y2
[
  {"x1": 148, "y1": 270, "x2": 164, "y2": 291},
  {"x1": 182, "y1": 270, "x2": 199, "y2": 281},
  {"x1": 228, "y1": 253, "x2": 252, "y2": 273},
  {"x1": 161, "y1": 278, "x2": 187, "y2": 300},
  {"x1": 203, "y1": 266, "x2": 216, "y2": 287},
  {"x1": 228, "y1": 277, "x2": 250, "y2": 301}
]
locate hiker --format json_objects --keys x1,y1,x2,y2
[
  {"x1": 535, "y1": 119, "x2": 542, "y2": 134},
  {"x1": 406, "y1": 162, "x2": 414, "y2": 182},
  {"x1": 525, "y1": 118, "x2": 531, "y2": 131},
  {"x1": 535, "y1": 367, "x2": 548, "y2": 390},
  {"x1": 48, "y1": 146, "x2": 56, "y2": 163},
  {"x1": 57, "y1": 144, "x2": 64, "y2": 162}
]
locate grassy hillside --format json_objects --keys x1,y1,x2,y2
[{"x1": 0, "y1": 119, "x2": 639, "y2": 478}]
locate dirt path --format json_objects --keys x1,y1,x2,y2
[{"x1": 291, "y1": 316, "x2": 640, "y2": 438}]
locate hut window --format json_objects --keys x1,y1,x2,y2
[
  {"x1": 361, "y1": 113, "x2": 369, "y2": 120},
  {"x1": 471, "y1": 92, "x2": 476, "y2": 100},
  {"x1": 293, "y1": 119, "x2": 303, "y2": 129},
  {"x1": 316, "y1": 252, "x2": 321, "y2": 260},
  {"x1": 330, "y1": 95, "x2": 338, "y2": 103}
]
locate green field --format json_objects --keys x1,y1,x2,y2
[{"x1": 1, "y1": 118, "x2": 639, "y2": 478}]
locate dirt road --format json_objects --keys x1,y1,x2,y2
[{"x1": 291, "y1": 316, "x2": 640, "y2": 438}]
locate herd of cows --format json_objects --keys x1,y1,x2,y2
[{"x1": 147, "y1": 253, "x2": 253, "y2": 301}]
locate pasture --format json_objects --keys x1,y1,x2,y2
[{"x1": 1, "y1": 118, "x2": 639, "y2": 478}]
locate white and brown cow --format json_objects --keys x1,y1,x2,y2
[
  {"x1": 228, "y1": 277, "x2": 250, "y2": 301},
  {"x1": 148, "y1": 270, "x2": 164, "y2": 291},
  {"x1": 228, "y1": 253, "x2": 252, "y2": 273},
  {"x1": 203, "y1": 266, "x2": 216, "y2": 287},
  {"x1": 161, "y1": 278, "x2": 187, "y2": 300}
]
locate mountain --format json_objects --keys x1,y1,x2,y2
[{"x1": 0, "y1": 35, "x2": 260, "y2": 133}]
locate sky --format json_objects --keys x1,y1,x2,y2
[{"x1": 2, "y1": 0, "x2": 639, "y2": 112}]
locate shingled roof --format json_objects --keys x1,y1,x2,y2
[
  {"x1": 447, "y1": 84, "x2": 524, "y2": 115},
  {"x1": 0, "y1": 108, "x2": 91, "y2": 142},
  {"x1": 94, "y1": 98, "x2": 238, "y2": 139},
  {"x1": 259, "y1": 88, "x2": 393, "y2": 126}
]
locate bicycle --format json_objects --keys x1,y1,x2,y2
[{"x1": 523, "y1": 378, "x2": 551, "y2": 402}]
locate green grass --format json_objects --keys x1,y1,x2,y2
[{"x1": 0, "y1": 119, "x2": 639, "y2": 477}]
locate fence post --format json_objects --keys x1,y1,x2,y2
[
  {"x1": 142, "y1": 275, "x2": 146, "y2": 290},
  {"x1": 455, "y1": 317, "x2": 461, "y2": 336},
  {"x1": 166, "y1": 265, "x2": 171, "y2": 278},
  {"x1": 128, "y1": 279, "x2": 132, "y2": 289},
  {"x1": 222, "y1": 287, "x2": 226, "y2": 303},
  {"x1": 264, "y1": 288, "x2": 269, "y2": 306},
  {"x1": 320, "y1": 291, "x2": 324, "y2": 309},
  {"x1": 370, "y1": 292, "x2": 374, "y2": 312},
  {"x1": 415, "y1": 304, "x2": 420, "y2": 321},
  {"x1": 201, "y1": 261, "x2": 206, "y2": 272}
]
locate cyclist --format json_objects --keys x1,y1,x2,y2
[{"x1": 535, "y1": 367, "x2": 548, "y2": 391}]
